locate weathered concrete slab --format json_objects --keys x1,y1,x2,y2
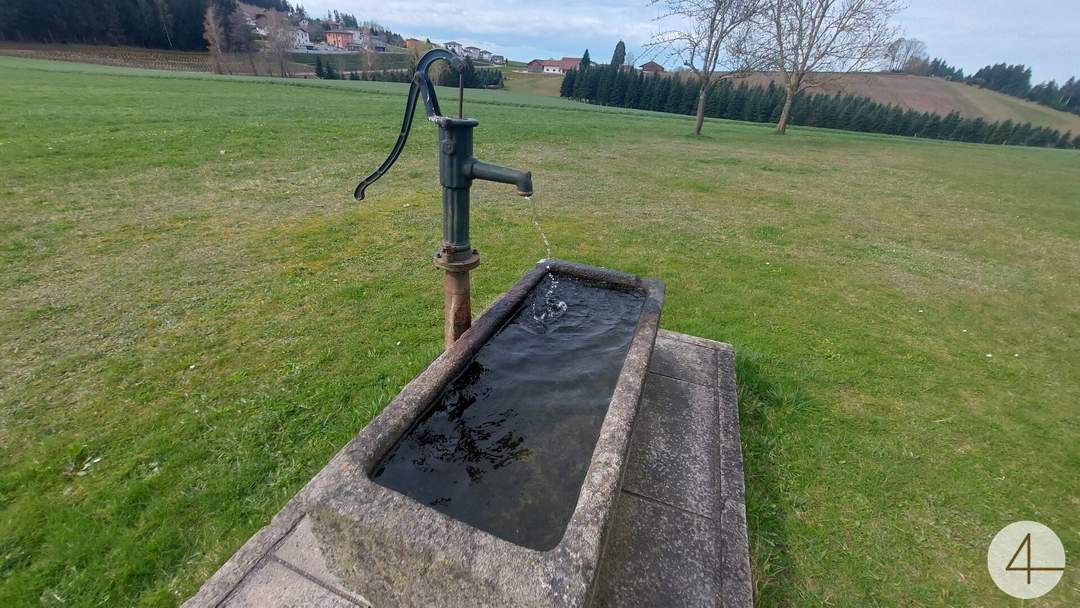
[
  {"x1": 274, "y1": 517, "x2": 372, "y2": 607},
  {"x1": 184, "y1": 328, "x2": 751, "y2": 608},
  {"x1": 592, "y1": 329, "x2": 751, "y2": 608},
  {"x1": 591, "y1": 492, "x2": 721, "y2": 608},
  {"x1": 622, "y1": 373, "x2": 720, "y2": 519},
  {"x1": 647, "y1": 332, "x2": 717, "y2": 387},
  {"x1": 221, "y1": 559, "x2": 360, "y2": 608}
]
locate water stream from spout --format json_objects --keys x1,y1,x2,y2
[{"x1": 527, "y1": 196, "x2": 566, "y2": 323}]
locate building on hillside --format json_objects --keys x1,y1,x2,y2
[
  {"x1": 445, "y1": 41, "x2": 465, "y2": 55},
  {"x1": 463, "y1": 46, "x2": 483, "y2": 59},
  {"x1": 288, "y1": 27, "x2": 311, "y2": 50},
  {"x1": 479, "y1": 50, "x2": 493, "y2": 62},
  {"x1": 326, "y1": 29, "x2": 387, "y2": 52},
  {"x1": 325, "y1": 29, "x2": 354, "y2": 49},
  {"x1": 237, "y1": 3, "x2": 269, "y2": 36},
  {"x1": 404, "y1": 38, "x2": 423, "y2": 49},
  {"x1": 640, "y1": 61, "x2": 665, "y2": 74},
  {"x1": 526, "y1": 57, "x2": 585, "y2": 74},
  {"x1": 490, "y1": 54, "x2": 505, "y2": 65}
]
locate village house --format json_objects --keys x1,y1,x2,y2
[
  {"x1": 444, "y1": 41, "x2": 465, "y2": 55},
  {"x1": 640, "y1": 60, "x2": 665, "y2": 73},
  {"x1": 490, "y1": 54, "x2": 505, "y2": 65},
  {"x1": 324, "y1": 29, "x2": 354, "y2": 49},
  {"x1": 526, "y1": 57, "x2": 586, "y2": 74},
  {"x1": 325, "y1": 29, "x2": 386, "y2": 52},
  {"x1": 463, "y1": 46, "x2": 483, "y2": 59},
  {"x1": 288, "y1": 26, "x2": 311, "y2": 50}
]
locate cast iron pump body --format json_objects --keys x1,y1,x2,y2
[{"x1": 356, "y1": 49, "x2": 533, "y2": 347}]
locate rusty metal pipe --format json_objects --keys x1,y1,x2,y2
[{"x1": 443, "y1": 269, "x2": 472, "y2": 348}]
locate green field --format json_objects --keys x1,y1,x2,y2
[
  {"x1": 1, "y1": 56, "x2": 1077, "y2": 606},
  {"x1": 504, "y1": 69, "x2": 565, "y2": 97}
]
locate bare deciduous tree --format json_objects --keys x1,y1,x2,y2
[
  {"x1": 885, "y1": 36, "x2": 926, "y2": 72},
  {"x1": 762, "y1": 0, "x2": 903, "y2": 134},
  {"x1": 203, "y1": 5, "x2": 226, "y2": 75},
  {"x1": 648, "y1": 0, "x2": 763, "y2": 135},
  {"x1": 265, "y1": 10, "x2": 291, "y2": 78}
]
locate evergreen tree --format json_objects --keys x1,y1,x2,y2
[
  {"x1": 741, "y1": 87, "x2": 763, "y2": 122},
  {"x1": 938, "y1": 112, "x2": 962, "y2": 139},
  {"x1": 597, "y1": 67, "x2": 614, "y2": 105},
  {"x1": 653, "y1": 76, "x2": 671, "y2": 112},
  {"x1": 580, "y1": 50, "x2": 591, "y2": 71},
  {"x1": 987, "y1": 119, "x2": 1013, "y2": 145},
  {"x1": 572, "y1": 64, "x2": 589, "y2": 99},
  {"x1": 624, "y1": 71, "x2": 643, "y2": 108},
  {"x1": 665, "y1": 78, "x2": 685, "y2": 114},
  {"x1": 725, "y1": 82, "x2": 747, "y2": 119},
  {"x1": 314, "y1": 56, "x2": 325, "y2": 79},
  {"x1": 610, "y1": 41, "x2": 626, "y2": 67},
  {"x1": 922, "y1": 113, "x2": 942, "y2": 139},
  {"x1": 560, "y1": 69, "x2": 576, "y2": 98}
]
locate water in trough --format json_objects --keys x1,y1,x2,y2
[{"x1": 371, "y1": 273, "x2": 645, "y2": 550}]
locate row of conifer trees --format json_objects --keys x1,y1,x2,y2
[{"x1": 560, "y1": 66, "x2": 1079, "y2": 149}]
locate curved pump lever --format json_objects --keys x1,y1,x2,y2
[{"x1": 355, "y1": 49, "x2": 463, "y2": 200}]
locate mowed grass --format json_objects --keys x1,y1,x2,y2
[{"x1": 1, "y1": 56, "x2": 1078, "y2": 606}]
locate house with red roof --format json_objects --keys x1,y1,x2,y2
[{"x1": 526, "y1": 57, "x2": 588, "y2": 74}]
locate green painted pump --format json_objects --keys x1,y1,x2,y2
[{"x1": 356, "y1": 49, "x2": 533, "y2": 348}]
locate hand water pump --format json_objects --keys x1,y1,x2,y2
[{"x1": 356, "y1": 49, "x2": 533, "y2": 348}]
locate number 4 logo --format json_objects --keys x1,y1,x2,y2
[
  {"x1": 989, "y1": 521, "x2": 1066, "y2": 599},
  {"x1": 1005, "y1": 532, "x2": 1065, "y2": 585}
]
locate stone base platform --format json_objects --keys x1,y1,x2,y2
[{"x1": 183, "y1": 330, "x2": 751, "y2": 608}]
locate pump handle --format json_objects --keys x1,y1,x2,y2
[{"x1": 355, "y1": 49, "x2": 463, "y2": 200}]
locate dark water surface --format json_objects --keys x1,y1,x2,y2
[{"x1": 372, "y1": 273, "x2": 645, "y2": 550}]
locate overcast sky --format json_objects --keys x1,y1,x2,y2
[{"x1": 303, "y1": 0, "x2": 1079, "y2": 83}]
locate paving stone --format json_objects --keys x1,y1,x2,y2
[
  {"x1": 648, "y1": 331, "x2": 717, "y2": 386},
  {"x1": 622, "y1": 372, "x2": 721, "y2": 519},
  {"x1": 592, "y1": 492, "x2": 721, "y2": 608},
  {"x1": 274, "y1": 517, "x2": 371, "y2": 607},
  {"x1": 221, "y1": 559, "x2": 360, "y2": 608}
]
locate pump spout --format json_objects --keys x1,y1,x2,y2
[{"x1": 468, "y1": 160, "x2": 534, "y2": 197}]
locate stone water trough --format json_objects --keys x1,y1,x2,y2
[{"x1": 183, "y1": 259, "x2": 752, "y2": 607}]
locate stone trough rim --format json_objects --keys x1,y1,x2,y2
[{"x1": 301, "y1": 259, "x2": 665, "y2": 607}]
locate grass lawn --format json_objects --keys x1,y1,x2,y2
[
  {"x1": 1, "y1": 56, "x2": 1077, "y2": 606},
  {"x1": 503, "y1": 70, "x2": 565, "y2": 97}
]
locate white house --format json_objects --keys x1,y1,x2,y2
[
  {"x1": 463, "y1": 46, "x2": 482, "y2": 60},
  {"x1": 288, "y1": 27, "x2": 310, "y2": 49},
  {"x1": 445, "y1": 41, "x2": 465, "y2": 56}
]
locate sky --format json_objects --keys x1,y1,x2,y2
[{"x1": 302, "y1": 0, "x2": 1079, "y2": 83}]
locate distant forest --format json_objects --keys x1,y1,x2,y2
[
  {"x1": 0, "y1": 0, "x2": 292, "y2": 51},
  {"x1": 561, "y1": 63, "x2": 1079, "y2": 150}
]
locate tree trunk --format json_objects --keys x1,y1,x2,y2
[
  {"x1": 693, "y1": 83, "x2": 707, "y2": 135},
  {"x1": 776, "y1": 88, "x2": 794, "y2": 134}
]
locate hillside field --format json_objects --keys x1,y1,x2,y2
[
  {"x1": 741, "y1": 72, "x2": 1080, "y2": 133},
  {"x1": 510, "y1": 68, "x2": 1080, "y2": 133},
  {"x1": 1, "y1": 56, "x2": 1078, "y2": 606}
]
